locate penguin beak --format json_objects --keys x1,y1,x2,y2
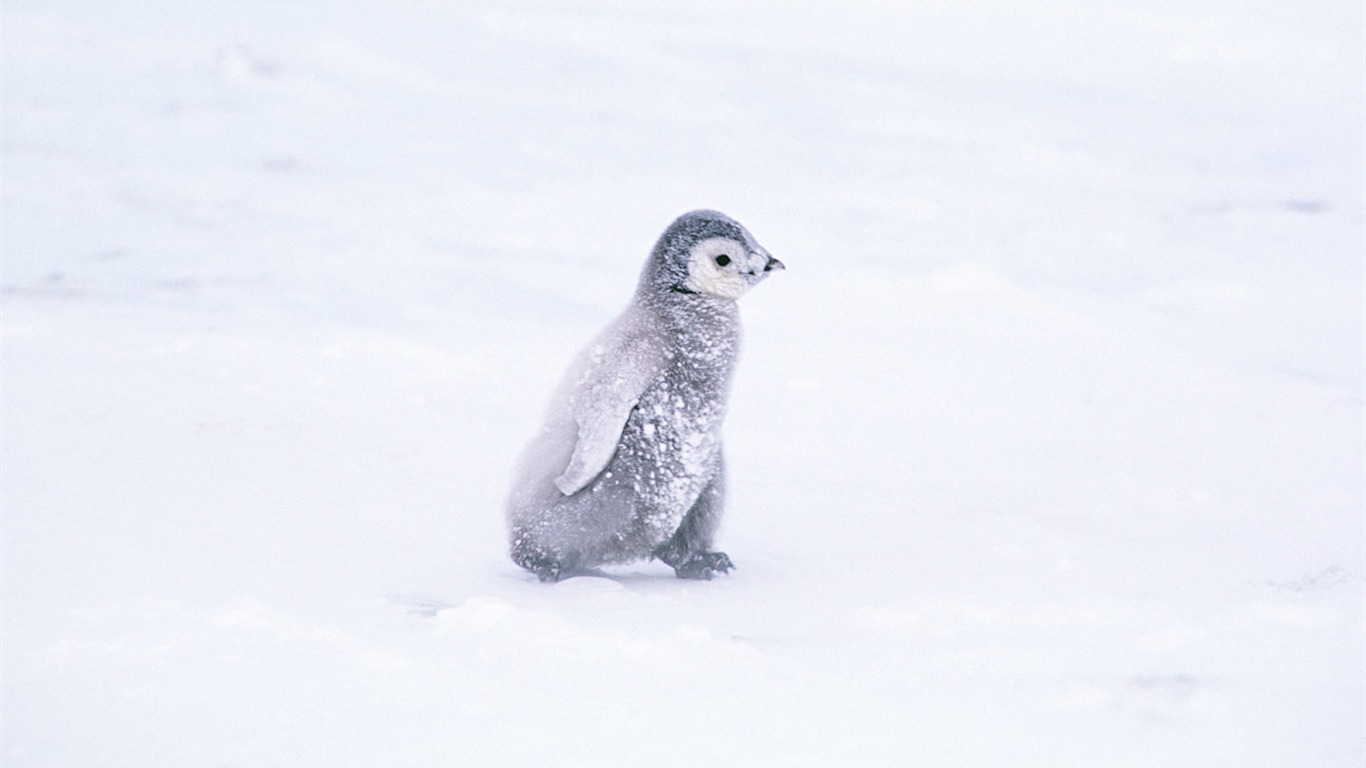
[{"x1": 764, "y1": 255, "x2": 785, "y2": 273}]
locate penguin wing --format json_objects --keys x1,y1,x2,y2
[{"x1": 553, "y1": 331, "x2": 665, "y2": 496}]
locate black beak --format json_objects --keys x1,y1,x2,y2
[{"x1": 764, "y1": 255, "x2": 785, "y2": 272}]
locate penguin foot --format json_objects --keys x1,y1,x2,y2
[
  {"x1": 512, "y1": 542, "x2": 577, "y2": 583},
  {"x1": 526, "y1": 561, "x2": 601, "y2": 583},
  {"x1": 672, "y1": 551, "x2": 734, "y2": 580},
  {"x1": 531, "y1": 563, "x2": 564, "y2": 582}
]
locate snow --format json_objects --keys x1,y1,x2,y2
[{"x1": 2, "y1": 1, "x2": 1362, "y2": 765}]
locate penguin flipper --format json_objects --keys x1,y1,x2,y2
[{"x1": 553, "y1": 331, "x2": 665, "y2": 496}]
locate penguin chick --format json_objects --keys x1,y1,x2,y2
[{"x1": 506, "y1": 210, "x2": 783, "y2": 582}]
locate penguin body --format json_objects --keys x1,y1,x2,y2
[{"x1": 506, "y1": 210, "x2": 782, "y2": 581}]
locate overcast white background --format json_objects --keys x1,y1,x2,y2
[{"x1": 3, "y1": 2, "x2": 1362, "y2": 765}]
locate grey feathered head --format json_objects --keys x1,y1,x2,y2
[{"x1": 639, "y1": 210, "x2": 784, "y2": 300}]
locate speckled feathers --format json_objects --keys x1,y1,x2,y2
[{"x1": 506, "y1": 210, "x2": 782, "y2": 582}]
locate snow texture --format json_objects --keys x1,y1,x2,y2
[{"x1": 2, "y1": 1, "x2": 1363, "y2": 766}]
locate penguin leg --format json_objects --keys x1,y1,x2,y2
[{"x1": 654, "y1": 457, "x2": 733, "y2": 579}]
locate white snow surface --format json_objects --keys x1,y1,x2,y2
[{"x1": 3, "y1": 1, "x2": 1363, "y2": 765}]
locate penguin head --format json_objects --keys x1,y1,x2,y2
[{"x1": 642, "y1": 210, "x2": 784, "y2": 300}]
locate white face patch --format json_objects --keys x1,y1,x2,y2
[{"x1": 682, "y1": 237, "x2": 771, "y2": 299}]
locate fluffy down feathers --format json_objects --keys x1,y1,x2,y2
[{"x1": 506, "y1": 210, "x2": 783, "y2": 582}]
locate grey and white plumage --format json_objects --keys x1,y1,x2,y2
[{"x1": 506, "y1": 210, "x2": 783, "y2": 581}]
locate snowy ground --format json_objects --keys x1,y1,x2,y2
[{"x1": 3, "y1": 1, "x2": 1362, "y2": 766}]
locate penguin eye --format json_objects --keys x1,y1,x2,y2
[{"x1": 714, "y1": 255, "x2": 731, "y2": 267}]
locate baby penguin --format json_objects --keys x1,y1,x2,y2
[{"x1": 506, "y1": 210, "x2": 783, "y2": 582}]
